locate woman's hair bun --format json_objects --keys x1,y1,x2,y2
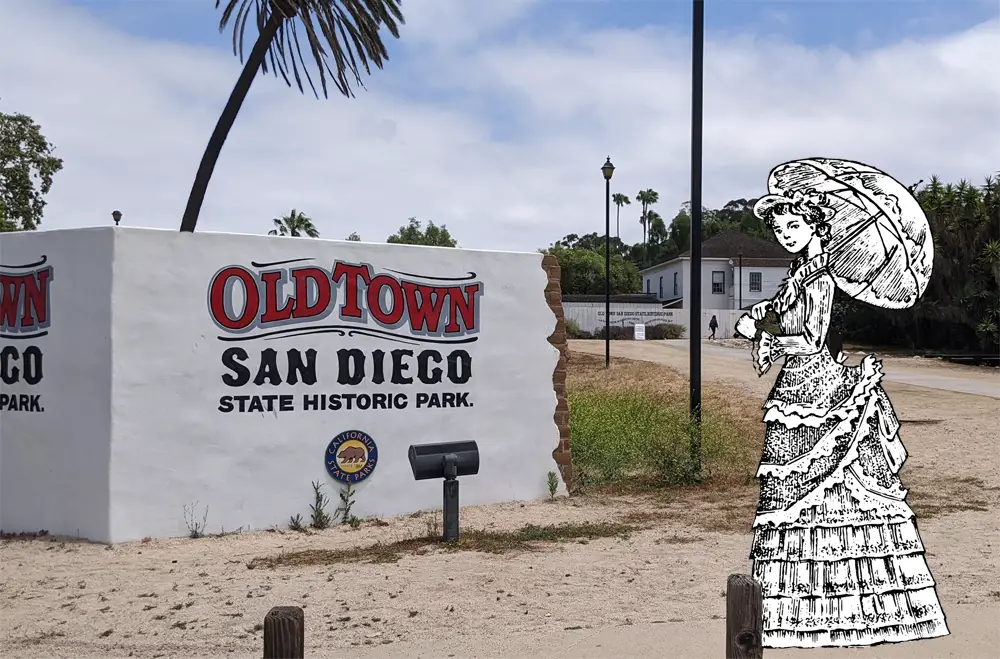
[{"x1": 787, "y1": 188, "x2": 834, "y2": 221}]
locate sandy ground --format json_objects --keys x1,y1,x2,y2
[{"x1": 2, "y1": 343, "x2": 998, "y2": 659}]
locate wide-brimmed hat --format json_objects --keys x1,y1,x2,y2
[{"x1": 752, "y1": 193, "x2": 790, "y2": 220}]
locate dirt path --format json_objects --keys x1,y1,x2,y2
[
  {"x1": 569, "y1": 339, "x2": 1000, "y2": 399},
  {"x1": 2, "y1": 347, "x2": 998, "y2": 658}
]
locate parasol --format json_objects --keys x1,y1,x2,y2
[{"x1": 761, "y1": 158, "x2": 934, "y2": 309}]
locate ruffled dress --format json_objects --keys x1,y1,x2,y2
[{"x1": 748, "y1": 254, "x2": 949, "y2": 648}]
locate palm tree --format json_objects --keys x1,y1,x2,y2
[
  {"x1": 611, "y1": 193, "x2": 630, "y2": 240},
  {"x1": 645, "y1": 210, "x2": 666, "y2": 260},
  {"x1": 268, "y1": 209, "x2": 319, "y2": 237},
  {"x1": 179, "y1": 0, "x2": 404, "y2": 233},
  {"x1": 635, "y1": 188, "x2": 659, "y2": 266}
]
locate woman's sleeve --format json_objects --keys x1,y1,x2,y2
[{"x1": 773, "y1": 276, "x2": 834, "y2": 356}]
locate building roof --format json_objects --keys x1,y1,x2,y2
[
  {"x1": 562, "y1": 294, "x2": 662, "y2": 304},
  {"x1": 641, "y1": 230, "x2": 793, "y2": 273}
]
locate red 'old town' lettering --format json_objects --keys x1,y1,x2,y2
[
  {"x1": 0, "y1": 267, "x2": 53, "y2": 333},
  {"x1": 207, "y1": 261, "x2": 484, "y2": 336}
]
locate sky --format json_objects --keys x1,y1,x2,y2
[{"x1": 1, "y1": 0, "x2": 998, "y2": 251}]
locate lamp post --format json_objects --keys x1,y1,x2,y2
[
  {"x1": 112, "y1": 210, "x2": 122, "y2": 226},
  {"x1": 601, "y1": 157, "x2": 615, "y2": 369},
  {"x1": 689, "y1": 0, "x2": 705, "y2": 473}
]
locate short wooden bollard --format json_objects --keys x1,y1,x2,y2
[
  {"x1": 726, "y1": 574, "x2": 763, "y2": 659},
  {"x1": 263, "y1": 606, "x2": 304, "y2": 659}
]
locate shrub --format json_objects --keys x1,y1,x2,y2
[
  {"x1": 565, "y1": 317, "x2": 592, "y2": 339},
  {"x1": 591, "y1": 322, "x2": 686, "y2": 341},
  {"x1": 593, "y1": 326, "x2": 634, "y2": 340},
  {"x1": 567, "y1": 373, "x2": 759, "y2": 489},
  {"x1": 645, "y1": 323, "x2": 685, "y2": 340}
]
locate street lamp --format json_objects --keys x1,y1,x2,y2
[
  {"x1": 112, "y1": 210, "x2": 122, "y2": 226},
  {"x1": 601, "y1": 157, "x2": 615, "y2": 369}
]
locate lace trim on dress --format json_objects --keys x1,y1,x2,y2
[
  {"x1": 753, "y1": 462, "x2": 913, "y2": 528},
  {"x1": 753, "y1": 553, "x2": 937, "y2": 598},
  {"x1": 761, "y1": 586, "x2": 945, "y2": 633},
  {"x1": 750, "y1": 518, "x2": 925, "y2": 562},
  {"x1": 771, "y1": 253, "x2": 829, "y2": 315},
  {"x1": 762, "y1": 354, "x2": 883, "y2": 428},
  {"x1": 752, "y1": 331, "x2": 779, "y2": 376},
  {"x1": 762, "y1": 619, "x2": 949, "y2": 649},
  {"x1": 756, "y1": 395, "x2": 877, "y2": 479}
]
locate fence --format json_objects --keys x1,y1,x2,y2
[
  {"x1": 564, "y1": 303, "x2": 749, "y2": 340},
  {"x1": 259, "y1": 572, "x2": 765, "y2": 658},
  {"x1": 562, "y1": 301, "x2": 683, "y2": 335}
]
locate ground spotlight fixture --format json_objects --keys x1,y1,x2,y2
[{"x1": 407, "y1": 441, "x2": 480, "y2": 542}]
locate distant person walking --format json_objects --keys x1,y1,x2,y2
[{"x1": 708, "y1": 315, "x2": 719, "y2": 340}]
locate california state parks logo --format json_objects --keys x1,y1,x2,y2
[{"x1": 325, "y1": 430, "x2": 378, "y2": 484}]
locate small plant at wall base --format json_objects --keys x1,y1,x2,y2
[
  {"x1": 309, "y1": 481, "x2": 333, "y2": 530},
  {"x1": 336, "y1": 484, "x2": 360, "y2": 526},
  {"x1": 546, "y1": 471, "x2": 559, "y2": 499},
  {"x1": 288, "y1": 513, "x2": 305, "y2": 532}
]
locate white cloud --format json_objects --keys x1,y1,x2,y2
[{"x1": 1, "y1": 0, "x2": 997, "y2": 251}]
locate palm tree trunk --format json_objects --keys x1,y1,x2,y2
[
  {"x1": 641, "y1": 207, "x2": 647, "y2": 266},
  {"x1": 179, "y1": 12, "x2": 284, "y2": 232},
  {"x1": 615, "y1": 206, "x2": 620, "y2": 240}
]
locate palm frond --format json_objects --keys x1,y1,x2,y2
[{"x1": 217, "y1": 0, "x2": 404, "y2": 99}]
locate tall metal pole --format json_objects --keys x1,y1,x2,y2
[
  {"x1": 738, "y1": 251, "x2": 743, "y2": 310},
  {"x1": 605, "y1": 176, "x2": 612, "y2": 369},
  {"x1": 689, "y1": 0, "x2": 704, "y2": 473},
  {"x1": 601, "y1": 157, "x2": 615, "y2": 369}
]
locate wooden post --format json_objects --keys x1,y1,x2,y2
[
  {"x1": 263, "y1": 606, "x2": 304, "y2": 659},
  {"x1": 726, "y1": 574, "x2": 763, "y2": 659}
]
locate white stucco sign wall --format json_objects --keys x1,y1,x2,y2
[{"x1": 0, "y1": 228, "x2": 562, "y2": 543}]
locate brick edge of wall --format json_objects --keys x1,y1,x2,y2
[{"x1": 542, "y1": 254, "x2": 571, "y2": 492}]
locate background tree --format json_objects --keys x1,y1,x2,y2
[
  {"x1": 554, "y1": 232, "x2": 630, "y2": 257},
  {"x1": 644, "y1": 210, "x2": 671, "y2": 265},
  {"x1": 179, "y1": 0, "x2": 404, "y2": 233},
  {"x1": 635, "y1": 188, "x2": 659, "y2": 266},
  {"x1": 387, "y1": 217, "x2": 458, "y2": 247},
  {"x1": 0, "y1": 110, "x2": 64, "y2": 232},
  {"x1": 345, "y1": 231, "x2": 361, "y2": 241},
  {"x1": 542, "y1": 243, "x2": 640, "y2": 296},
  {"x1": 268, "y1": 208, "x2": 319, "y2": 237},
  {"x1": 611, "y1": 193, "x2": 630, "y2": 240}
]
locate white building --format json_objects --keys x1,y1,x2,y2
[{"x1": 640, "y1": 230, "x2": 793, "y2": 311}]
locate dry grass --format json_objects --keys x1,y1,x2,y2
[
  {"x1": 566, "y1": 352, "x2": 763, "y2": 491},
  {"x1": 246, "y1": 518, "x2": 648, "y2": 569},
  {"x1": 908, "y1": 475, "x2": 1000, "y2": 519}
]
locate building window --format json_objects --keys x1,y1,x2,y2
[
  {"x1": 673, "y1": 272, "x2": 679, "y2": 296},
  {"x1": 646, "y1": 278, "x2": 651, "y2": 294},
  {"x1": 749, "y1": 271, "x2": 762, "y2": 292},
  {"x1": 711, "y1": 271, "x2": 725, "y2": 294},
  {"x1": 659, "y1": 276, "x2": 663, "y2": 298}
]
